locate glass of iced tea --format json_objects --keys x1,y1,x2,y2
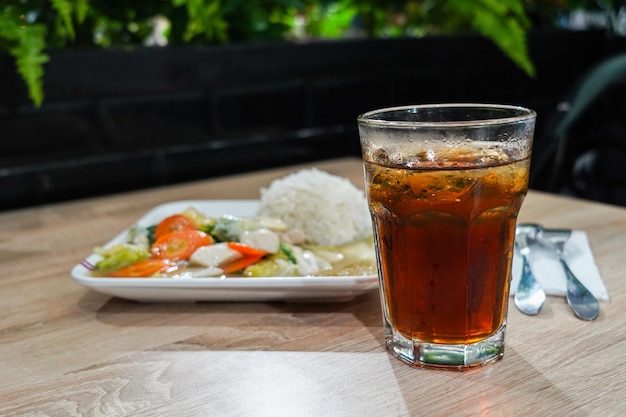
[{"x1": 358, "y1": 104, "x2": 536, "y2": 370}]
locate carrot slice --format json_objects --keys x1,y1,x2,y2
[
  {"x1": 221, "y1": 253, "x2": 265, "y2": 274},
  {"x1": 109, "y1": 259, "x2": 176, "y2": 278},
  {"x1": 223, "y1": 243, "x2": 268, "y2": 273},
  {"x1": 154, "y1": 214, "x2": 197, "y2": 239},
  {"x1": 227, "y1": 242, "x2": 268, "y2": 256},
  {"x1": 151, "y1": 230, "x2": 213, "y2": 261}
]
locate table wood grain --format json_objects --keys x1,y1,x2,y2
[{"x1": 1, "y1": 157, "x2": 625, "y2": 416}]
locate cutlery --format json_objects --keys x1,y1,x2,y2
[
  {"x1": 514, "y1": 224, "x2": 546, "y2": 315},
  {"x1": 539, "y1": 227, "x2": 600, "y2": 321}
]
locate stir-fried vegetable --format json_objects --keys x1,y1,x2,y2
[
  {"x1": 243, "y1": 256, "x2": 297, "y2": 277},
  {"x1": 279, "y1": 243, "x2": 297, "y2": 264},
  {"x1": 210, "y1": 216, "x2": 243, "y2": 242},
  {"x1": 108, "y1": 259, "x2": 176, "y2": 278},
  {"x1": 94, "y1": 244, "x2": 150, "y2": 273},
  {"x1": 223, "y1": 242, "x2": 268, "y2": 273},
  {"x1": 154, "y1": 214, "x2": 197, "y2": 239},
  {"x1": 227, "y1": 242, "x2": 267, "y2": 256},
  {"x1": 151, "y1": 230, "x2": 213, "y2": 261},
  {"x1": 89, "y1": 206, "x2": 376, "y2": 279}
]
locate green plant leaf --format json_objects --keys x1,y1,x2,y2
[
  {"x1": 11, "y1": 25, "x2": 50, "y2": 107},
  {"x1": 75, "y1": 0, "x2": 90, "y2": 24},
  {"x1": 446, "y1": 0, "x2": 535, "y2": 77},
  {"x1": 173, "y1": 0, "x2": 229, "y2": 43},
  {"x1": 51, "y1": 0, "x2": 76, "y2": 39},
  {"x1": 0, "y1": 9, "x2": 19, "y2": 41},
  {"x1": 305, "y1": 0, "x2": 359, "y2": 38},
  {"x1": 0, "y1": 11, "x2": 50, "y2": 106}
]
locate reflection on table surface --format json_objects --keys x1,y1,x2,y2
[{"x1": 1, "y1": 157, "x2": 625, "y2": 416}]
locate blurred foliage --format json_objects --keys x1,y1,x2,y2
[{"x1": 0, "y1": 0, "x2": 619, "y2": 106}]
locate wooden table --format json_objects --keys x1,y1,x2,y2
[{"x1": 1, "y1": 157, "x2": 625, "y2": 416}]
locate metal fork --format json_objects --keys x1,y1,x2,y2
[{"x1": 539, "y1": 227, "x2": 600, "y2": 321}]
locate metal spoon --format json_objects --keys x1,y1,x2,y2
[
  {"x1": 539, "y1": 227, "x2": 600, "y2": 321},
  {"x1": 514, "y1": 224, "x2": 546, "y2": 315}
]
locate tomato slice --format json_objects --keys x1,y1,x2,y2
[
  {"x1": 151, "y1": 229, "x2": 213, "y2": 261},
  {"x1": 109, "y1": 259, "x2": 176, "y2": 278},
  {"x1": 154, "y1": 214, "x2": 197, "y2": 240}
]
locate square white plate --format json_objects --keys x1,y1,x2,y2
[{"x1": 70, "y1": 200, "x2": 379, "y2": 303}]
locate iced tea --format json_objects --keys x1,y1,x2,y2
[
  {"x1": 365, "y1": 151, "x2": 530, "y2": 345},
  {"x1": 359, "y1": 103, "x2": 535, "y2": 369}
]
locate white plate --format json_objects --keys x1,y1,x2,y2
[{"x1": 70, "y1": 200, "x2": 379, "y2": 303}]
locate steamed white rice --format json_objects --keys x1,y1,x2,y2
[{"x1": 256, "y1": 168, "x2": 372, "y2": 246}]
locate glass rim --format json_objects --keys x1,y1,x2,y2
[{"x1": 357, "y1": 103, "x2": 536, "y2": 128}]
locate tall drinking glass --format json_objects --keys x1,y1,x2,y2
[{"x1": 358, "y1": 104, "x2": 536, "y2": 370}]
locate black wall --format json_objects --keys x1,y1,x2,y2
[{"x1": 1, "y1": 30, "x2": 625, "y2": 210}]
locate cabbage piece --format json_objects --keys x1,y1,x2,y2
[
  {"x1": 182, "y1": 206, "x2": 216, "y2": 230},
  {"x1": 211, "y1": 215, "x2": 286, "y2": 242},
  {"x1": 126, "y1": 225, "x2": 151, "y2": 250},
  {"x1": 243, "y1": 256, "x2": 297, "y2": 277},
  {"x1": 210, "y1": 215, "x2": 244, "y2": 242},
  {"x1": 94, "y1": 244, "x2": 151, "y2": 272}
]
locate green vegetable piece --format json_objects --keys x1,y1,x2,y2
[
  {"x1": 210, "y1": 215, "x2": 242, "y2": 242},
  {"x1": 126, "y1": 224, "x2": 153, "y2": 249},
  {"x1": 243, "y1": 256, "x2": 297, "y2": 277},
  {"x1": 280, "y1": 243, "x2": 298, "y2": 264},
  {"x1": 146, "y1": 225, "x2": 157, "y2": 246},
  {"x1": 210, "y1": 216, "x2": 272, "y2": 242},
  {"x1": 201, "y1": 224, "x2": 214, "y2": 235},
  {"x1": 94, "y1": 244, "x2": 150, "y2": 272}
]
